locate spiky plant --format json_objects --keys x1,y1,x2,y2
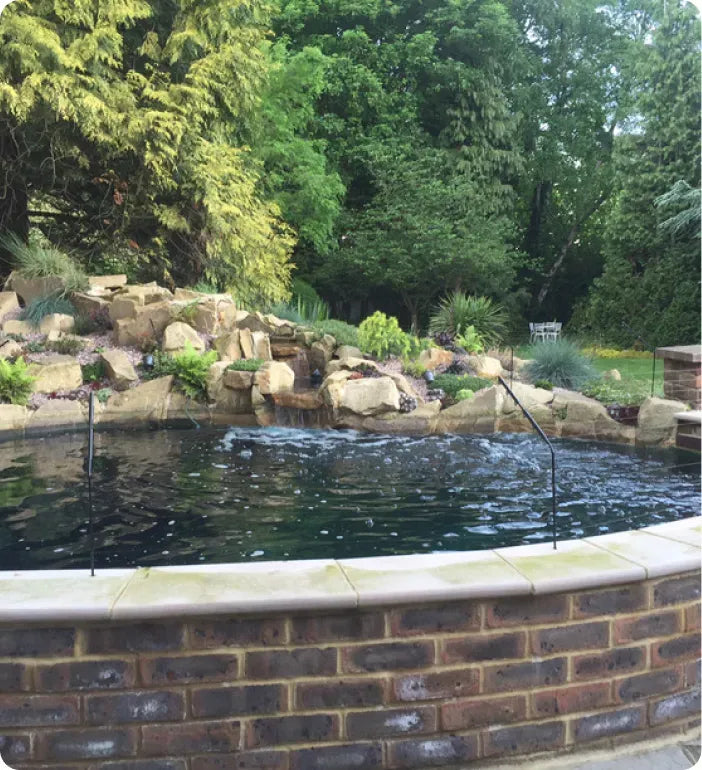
[
  {"x1": 20, "y1": 294, "x2": 77, "y2": 327},
  {"x1": 524, "y1": 339, "x2": 596, "y2": 390},
  {"x1": 1, "y1": 233, "x2": 89, "y2": 295},
  {"x1": 428, "y1": 292, "x2": 507, "y2": 346}
]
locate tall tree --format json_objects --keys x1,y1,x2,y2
[
  {"x1": 572, "y1": 0, "x2": 700, "y2": 346},
  {"x1": 0, "y1": 0, "x2": 293, "y2": 303}
]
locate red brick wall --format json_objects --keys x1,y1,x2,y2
[{"x1": 0, "y1": 571, "x2": 699, "y2": 769}]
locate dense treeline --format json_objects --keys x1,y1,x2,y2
[{"x1": 0, "y1": 0, "x2": 699, "y2": 345}]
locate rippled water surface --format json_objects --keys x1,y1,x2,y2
[{"x1": 0, "y1": 426, "x2": 698, "y2": 569}]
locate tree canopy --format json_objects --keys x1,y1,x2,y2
[{"x1": 0, "y1": 0, "x2": 699, "y2": 344}]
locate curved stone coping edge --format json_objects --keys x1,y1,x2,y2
[{"x1": 0, "y1": 517, "x2": 699, "y2": 623}]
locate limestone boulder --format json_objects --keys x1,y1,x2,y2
[
  {"x1": 190, "y1": 301, "x2": 219, "y2": 335},
  {"x1": 0, "y1": 404, "x2": 28, "y2": 433},
  {"x1": 27, "y1": 400, "x2": 86, "y2": 433},
  {"x1": 419, "y1": 347, "x2": 454, "y2": 370},
  {"x1": 0, "y1": 339, "x2": 23, "y2": 358},
  {"x1": 272, "y1": 390, "x2": 324, "y2": 410},
  {"x1": 0, "y1": 292, "x2": 19, "y2": 318},
  {"x1": 89, "y1": 274, "x2": 127, "y2": 289},
  {"x1": 5, "y1": 272, "x2": 64, "y2": 305},
  {"x1": 28, "y1": 355, "x2": 82, "y2": 393},
  {"x1": 320, "y1": 370, "x2": 353, "y2": 409},
  {"x1": 435, "y1": 386, "x2": 504, "y2": 434},
  {"x1": 214, "y1": 331, "x2": 242, "y2": 362},
  {"x1": 232, "y1": 311, "x2": 274, "y2": 335},
  {"x1": 339, "y1": 376, "x2": 400, "y2": 417},
  {"x1": 553, "y1": 389, "x2": 634, "y2": 443},
  {"x1": 309, "y1": 339, "x2": 334, "y2": 372},
  {"x1": 468, "y1": 354, "x2": 503, "y2": 379},
  {"x1": 385, "y1": 371, "x2": 422, "y2": 401},
  {"x1": 113, "y1": 302, "x2": 172, "y2": 347},
  {"x1": 636, "y1": 396, "x2": 690, "y2": 447},
  {"x1": 603, "y1": 368, "x2": 622, "y2": 381},
  {"x1": 206, "y1": 362, "x2": 228, "y2": 402},
  {"x1": 254, "y1": 361, "x2": 295, "y2": 395},
  {"x1": 360, "y1": 401, "x2": 440, "y2": 435},
  {"x1": 100, "y1": 350, "x2": 138, "y2": 391},
  {"x1": 501, "y1": 382, "x2": 554, "y2": 414},
  {"x1": 166, "y1": 392, "x2": 212, "y2": 424},
  {"x1": 99, "y1": 376, "x2": 173, "y2": 424},
  {"x1": 115, "y1": 284, "x2": 173, "y2": 305},
  {"x1": 174, "y1": 288, "x2": 232, "y2": 303},
  {"x1": 325, "y1": 357, "x2": 378, "y2": 375},
  {"x1": 336, "y1": 345, "x2": 363, "y2": 360},
  {"x1": 239, "y1": 328, "x2": 255, "y2": 359},
  {"x1": 71, "y1": 293, "x2": 110, "y2": 318},
  {"x1": 271, "y1": 342, "x2": 302, "y2": 358},
  {"x1": 212, "y1": 384, "x2": 254, "y2": 415},
  {"x1": 294, "y1": 329, "x2": 315, "y2": 346},
  {"x1": 252, "y1": 331, "x2": 272, "y2": 361},
  {"x1": 2, "y1": 319, "x2": 33, "y2": 337},
  {"x1": 223, "y1": 369, "x2": 255, "y2": 390},
  {"x1": 162, "y1": 322, "x2": 205, "y2": 353},
  {"x1": 39, "y1": 313, "x2": 75, "y2": 335},
  {"x1": 109, "y1": 296, "x2": 140, "y2": 323}
]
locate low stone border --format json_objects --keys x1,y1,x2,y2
[{"x1": 0, "y1": 519, "x2": 699, "y2": 768}]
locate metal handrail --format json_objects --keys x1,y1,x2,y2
[
  {"x1": 88, "y1": 392, "x2": 95, "y2": 576},
  {"x1": 497, "y1": 376, "x2": 558, "y2": 550}
]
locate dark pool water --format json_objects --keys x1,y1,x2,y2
[{"x1": 0, "y1": 426, "x2": 698, "y2": 570}]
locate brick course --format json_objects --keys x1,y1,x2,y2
[{"x1": 0, "y1": 569, "x2": 698, "y2": 768}]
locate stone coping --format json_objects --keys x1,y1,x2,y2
[
  {"x1": 656, "y1": 344, "x2": 702, "y2": 363},
  {"x1": 675, "y1": 410, "x2": 702, "y2": 424},
  {"x1": 0, "y1": 516, "x2": 698, "y2": 623}
]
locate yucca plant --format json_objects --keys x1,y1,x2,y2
[
  {"x1": 524, "y1": 339, "x2": 597, "y2": 390},
  {"x1": 428, "y1": 292, "x2": 507, "y2": 347},
  {"x1": 1, "y1": 233, "x2": 89, "y2": 295}
]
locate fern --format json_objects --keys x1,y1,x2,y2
[
  {"x1": 171, "y1": 343, "x2": 218, "y2": 400},
  {"x1": 0, "y1": 358, "x2": 34, "y2": 406}
]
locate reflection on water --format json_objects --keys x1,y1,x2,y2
[{"x1": 0, "y1": 426, "x2": 698, "y2": 570}]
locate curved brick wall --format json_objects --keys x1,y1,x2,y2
[{"x1": 0, "y1": 569, "x2": 699, "y2": 769}]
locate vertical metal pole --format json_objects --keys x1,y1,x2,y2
[
  {"x1": 510, "y1": 346, "x2": 514, "y2": 389},
  {"x1": 88, "y1": 392, "x2": 95, "y2": 577},
  {"x1": 551, "y1": 453, "x2": 557, "y2": 550}
]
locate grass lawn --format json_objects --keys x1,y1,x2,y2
[{"x1": 513, "y1": 345, "x2": 663, "y2": 405}]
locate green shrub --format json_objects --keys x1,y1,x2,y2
[
  {"x1": 428, "y1": 292, "x2": 507, "y2": 346},
  {"x1": 455, "y1": 389, "x2": 475, "y2": 401},
  {"x1": 24, "y1": 340, "x2": 46, "y2": 353},
  {"x1": 358, "y1": 312, "x2": 411, "y2": 359},
  {"x1": 524, "y1": 340, "x2": 597, "y2": 390},
  {"x1": 533, "y1": 379, "x2": 554, "y2": 391},
  {"x1": 0, "y1": 357, "x2": 34, "y2": 405},
  {"x1": 433, "y1": 373, "x2": 491, "y2": 398},
  {"x1": 581, "y1": 379, "x2": 649, "y2": 407},
  {"x1": 454, "y1": 324, "x2": 485, "y2": 354},
  {"x1": 150, "y1": 343, "x2": 218, "y2": 400},
  {"x1": 403, "y1": 360, "x2": 427, "y2": 378},
  {"x1": 20, "y1": 294, "x2": 76, "y2": 327},
  {"x1": 310, "y1": 319, "x2": 359, "y2": 348},
  {"x1": 227, "y1": 359, "x2": 264, "y2": 372},
  {"x1": 1, "y1": 233, "x2": 89, "y2": 294},
  {"x1": 49, "y1": 337, "x2": 84, "y2": 356},
  {"x1": 191, "y1": 281, "x2": 220, "y2": 294},
  {"x1": 96, "y1": 387, "x2": 112, "y2": 403},
  {"x1": 81, "y1": 360, "x2": 105, "y2": 383},
  {"x1": 269, "y1": 303, "x2": 305, "y2": 324}
]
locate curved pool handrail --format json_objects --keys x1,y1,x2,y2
[{"x1": 497, "y1": 375, "x2": 557, "y2": 550}]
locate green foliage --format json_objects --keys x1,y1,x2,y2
[
  {"x1": 524, "y1": 340, "x2": 596, "y2": 390},
  {"x1": 0, "y1": 357, "x2": 34, "y2": 405},
  {"x1": 4, "y1": 334, "x2": 25, "y2": 343},
  {"x1": 226, "y1": 359, "x2": 263, "y2": 372},
  {"x1": 0, "y1": 0, "x2": 294, "y2": 303},
  {"x1": 49, "y1": 337, "x2": 84, "y2": 356},
  {"x1": 269, "y1": 303, "x2": 304, "y2": 325},
  {"x1": 96, "y1": 388, "x2": 113, "y2": 404},
  {"x1": 23, "y1": 340, "x2": 46, "y2": 354},
  {"x1": 310, "y1": 320, "x2": 359, "y2": 348},
  {"x1": 152, "y1": 344, "x2": 218, "y2": 401},
  {"x1": 81, "y1": 361, "x2": 105, "y2": 384},
  {"x1": 581, "y1": 379, "x2": 649, "y2": 407},
  {"x1": 429, "y1": 293, "x2": 507, "y2": 346},
  {"x1": 403, "y1": 360, "x2": 427, "y2": 379},
  {"x1": 455, "y1": 389, "x2": 475, "y2": 401},
  {"x1": 173, "y1": 301, "x2": 200, "y2": 325},
  {"x1": 291, "y1": 278, "x2": 323, "y2": 307},
  {"x1": 358, "y1": 312, "x2": 411, "y2": 360},
  {"x1": 1, "y1": 233, "x2": 88, "y2": 294},
  {"x1": 433, "y1": 374, "x2": 491, "y2": 398},
  {"x1": 455, "y1": 325, "x2": 485, "y2": 354},
  {"x1": 533, "y1": 379, "x2": 554, "y2": 391},
  {"x1": 190, "y1": 282, "x2": 220, "y2": 295},
  {"x1": 20, "y1": 295, "x2": 76, "y2": 328},
  {"x1": 72, "y1": 309, "x2": 111, "y2": 336}
]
